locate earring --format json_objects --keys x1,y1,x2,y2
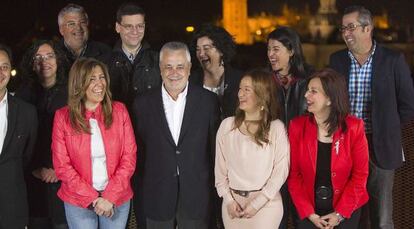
[{"x1": 261, "y1": 106, "x2": 264, "y2": 111}]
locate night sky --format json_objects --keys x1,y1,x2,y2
[{"x1": 1, "y1": 0, "x2": 413, "y2": 56}]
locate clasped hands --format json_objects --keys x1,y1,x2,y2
[
  {"x1": 92, "y1": 197, "x2": 114, "y2": 218},
  {"x1": 308, "y1": 212, "x2": 341, "y2": 229},
  {"x1": 226, "y1": 200, "x2": 258, "y2": 219}
]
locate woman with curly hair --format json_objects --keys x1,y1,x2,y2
[
  {"x1": 215, "y1": 69, "x2": 290, "y2": 229},
  {"x1": 15, "y1": 40, "x2": 70, "y2": 229},
  {"x1": 190, "y1": 24, "x2": 243, "y2": 120}
]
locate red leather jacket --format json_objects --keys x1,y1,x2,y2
[
  {"x1": 52, "y1": 102, "x2": 137, "y2": 208},
  {"x1": 287, "y1": 115, "x2": 369, "y2": 219}
]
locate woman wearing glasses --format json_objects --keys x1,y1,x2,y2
[
  {"x1": 52, "y1": 58, "x2": 136, "y2": 229},
  {"x1": 16, "y1": 40, "x2": 69, "y2": 229},
  {"x1": 288, "y1": 69, "x2": 369, "y2": 229},
  {"x1": 215, "y1": 69, "x2": 290, "y2": 229}
]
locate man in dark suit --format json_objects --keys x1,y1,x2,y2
[
  {"x1": 329, "y1": 6, "x2": 414, "y2": 229},
  {"x1": 132, "y1": 41, "x2": 219, "y2": 229},
  {"x1": 0, "y1": 44, "x2": 38, "y2": 229}
]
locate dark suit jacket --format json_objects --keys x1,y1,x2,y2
[
  {"x1": 329, "y1": 44, "x2": 414, "y2": 169},
  {"x1": 0, "y1": 94, "x2": 37, "y2": 229},
  {"x1": 132, "y1": 83, "x2": 220, "y2": 221},
  {"x1": 190, "y1": 67, "x2": 242, "y2": 119}
]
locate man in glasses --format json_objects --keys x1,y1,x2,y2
[
  {"x1": 57, "y1": 3, "x2": 110, "y2": 65},
  {"x1": 329, "y1": 5, "x2": 414, "y2": 229},
  {"x1": 0, "y1": 43, "x2": 38, "y2": 229},
  {"x1": 104, "y1": 2, "x2": 161, "y2": 109}
]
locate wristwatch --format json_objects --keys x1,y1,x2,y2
[{"x1": 335, "y1": 212, "x2": 345, "y2": 223}]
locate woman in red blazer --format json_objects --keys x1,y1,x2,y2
[
  {"x1": 288, "y1": 68, "x2": 369, "y2": 228},
  {"x1": 52, "y1": 58, "x2": 137, "y2": 229}
]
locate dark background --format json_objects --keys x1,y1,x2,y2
[{"x1": 1, "y1": 0, "x2": 413, "y2": 69}]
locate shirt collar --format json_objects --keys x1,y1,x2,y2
[
  {"x1": 348, "y1": 40, "x2": 377, "y2": 64},
  {"x1": 122, "y1": 44, "x2": 142, "y2": 63},
  {"x1": 0, "y1": 91, "x2": 8, "y2": 106},
  {"x1": 162, "y1": 82, "x2": 189, "y2": 102}
]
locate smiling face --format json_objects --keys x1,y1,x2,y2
[
  {"x1": 0, "y1": 50, "x2": 11, "y2": 98},
  {"x1": 116, "y1": 14, "x2": 145, "y2": 51},
  {"x1": 59, "y1": 12, "x2": 89, "y2": 52},
  {"x1": 238, "y1": 76, "x2": 260, "y2": 115},
  {"x1": 160, "y1": 49, "x2": 191, "y2": 99},
  {"x1": 33, "y1": 44, "x2": 57, "y2": 83},
  {"x1": 84, "y1": 65, "x2": 106, "y2": 110},
  {"x1": 305, "y1": 77, "x2": 331, "y2": 117},
  {"x1": 267, "y1": 39, "x2": 293, "y2": 73},
  {"x1": 196, "y1": 36, "x2": 222, "y2": 72},
  {"x1": 341, "y1": 12, "x2": 372, "y2": 53}
]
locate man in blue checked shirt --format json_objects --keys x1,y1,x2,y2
[{"x1": 329, "y1": 5, "x2": 414, "y2": 229}]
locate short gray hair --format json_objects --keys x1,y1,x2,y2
[
  {"x1": 344, "y1": 5, "x2": 373, "y2": 27},
  {"x1": 159, "y1": 41, "x2": 191, "y2": 63},
  {"x1": 58, "y1": 3, "x2": 89, "y2": 26}
]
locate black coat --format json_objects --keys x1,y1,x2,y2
[
  {"x1": 104, "y1": 40, "x2": 161, "y2": 107},
  {"x1": 15, "y1": 81, "x2": 68, "y2": 220},
  {"x1": 329, "y1": 44, "x2": 414, "y2": 169},
  {"x1": 189, "y1": 67, "x2": 242, "y2": 120},
  {"x1": 57, "y1": 39, "x2": 111, "y2": 66},
  {"x1": 0, "y1": 94, "x2": 37, "y2": 229},
  {"x1": 132, "y1": 84, "x2": 220, "y2": 220}
]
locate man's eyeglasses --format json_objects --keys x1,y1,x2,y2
[
  {"x1": 339, "y1": 23, "x2": 365, "y2": 33},
  {"x1": 65, "y1": 20, "x2": 88, "y2": 30},
  {"x1": 33, "y1": 53, "x2": 56, "y2": 63},
  {"x1": 0, "y1": 65, "x2": 11, "y2": 72},
  {"x1": 119, "y1": 23, "x2": 145, "y2": 32}
]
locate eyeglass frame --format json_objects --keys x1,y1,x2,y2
[
  {"x1": 0, "y1": 64, "x2": 11, "y2": 72},
  {"x1": 118, "y1": 23, "x2": 146, "y2": 32},
  {"x1": 339, "y1": 23, "x2": 367, "y2": 33},
  {"x1": 33, "y1": 53, "x2": 56, "y2": 63},
  {"x1": 64, "y1": 19, "x2": 89, "y2": 30}
]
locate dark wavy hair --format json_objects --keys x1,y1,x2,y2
[
  {"x1": 19, "y1": 40, "x2": 69, "y2": 86},
  {"x1": 307, "y1": 68, "x2": 350, "y2": 136},
  {"x1": 267, "y1": 27, "x2": 308, "y2": 78},
  {"x1": 191, "y1": 24, "x2": 236, "y2": 66},
  {"x1": 234, "y1": 69, "x2": 280, "y2": 146}
]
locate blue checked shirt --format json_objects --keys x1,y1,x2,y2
[{"x1": 348, "y1": 42, "x2": 376, "y2": 134}]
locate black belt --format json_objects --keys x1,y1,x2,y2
[
  {"x1": 230, "y1": 188, "x2": 261, "y2": 198},
  {"x1": 315, "y1": 186, "x2": 332, "y2": 200}
]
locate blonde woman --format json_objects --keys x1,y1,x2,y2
[
  {"x1": 215, "y1": 69, "x2": 290, "y2": 229},
  {"x1": 52, "y1": 58, "x2": 136, "y2": 229}
]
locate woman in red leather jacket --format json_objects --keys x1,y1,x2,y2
[
  {"x1": 52, "y1": 58, "x2": 136, "y2": 229},
  {"x1": 288, "y1": 68, "x2": 369, "y2": 229}
]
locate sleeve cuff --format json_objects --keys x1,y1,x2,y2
[
  {"x1": 222, "y1": 192, "x2": 234, "y2": 205},
  {"x1": 249, "y1": 193, "x2": 269, "y2": 210}
]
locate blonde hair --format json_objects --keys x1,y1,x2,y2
[{"x1": 68, "y1": 58, "x2": 112, "y2": 133}]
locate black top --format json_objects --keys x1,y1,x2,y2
[{"x1": 315, "y1": 141, "x2": 332, "y2": 189}]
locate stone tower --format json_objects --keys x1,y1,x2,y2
[{"x1": 223, "y1": 0, "x2": 252, "y2": 44}]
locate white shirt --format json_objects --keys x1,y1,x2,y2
[
  {"x1": 161, "y1": 83, "x2": 188, "y2": 145},
  {"x1": 89, "y1": 118, "x2": 109, "y2": 191},
  {"x1": 0, "y1": 93, "x2": 8, "y2": 155}
]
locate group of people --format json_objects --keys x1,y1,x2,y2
[{"x1": 1, "y1": 2, "x2": 413, "y2": 229}]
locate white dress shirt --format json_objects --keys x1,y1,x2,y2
[
  {"x1": 89, "y1": 118, "x2": 109, "y2": 191},
  {"x1": 0, "y1": 93, "x2": 8, "y2": 155},
  {"x1": 161, "y1": 83, "x2": 188, "y2": 145}
]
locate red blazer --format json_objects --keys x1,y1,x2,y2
[
  {"x1": 287, "y1": 115, "x2": 369, "y2": 219},
  {"x1": 52, "y1": 102, "x2": 137, "y2": 208}
]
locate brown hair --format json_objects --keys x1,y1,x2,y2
[
  {"x1": 234, "y1": 69, "x2": 280, "y2": 146},
  {"x1": 68, "y1": 58, "x2": 113, "y2": 133},
  {"x1": 307, "y1": 68, "x2": 350, "y2": 136}
]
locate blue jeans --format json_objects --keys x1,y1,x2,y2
[{"x1": 64, "y1": 200, "x2": 130, "y2": 229}]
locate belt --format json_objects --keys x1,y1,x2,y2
[
  {"x1": 230, "y1": 188, "x2": 261, "y2": 198},
  {"x1": 315, "y1": 186, "x2": 332, "y2": 200}
]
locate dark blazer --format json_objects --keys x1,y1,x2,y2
[
  {"x1": 132, "y1": 83, "x2": 220, "y2": 221},
  {"x1": 190, "y1": 67, "x2": 242, "y2": 119},
  {"x1": 0, "y1": 94, "x2": 37, "y2": 229},
  {"x1": 57, "y1": 39, "x2": 111, "y2": 66},
  {"x1": 329, "y1": 44, "x2": 414, "y2": 169}
]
